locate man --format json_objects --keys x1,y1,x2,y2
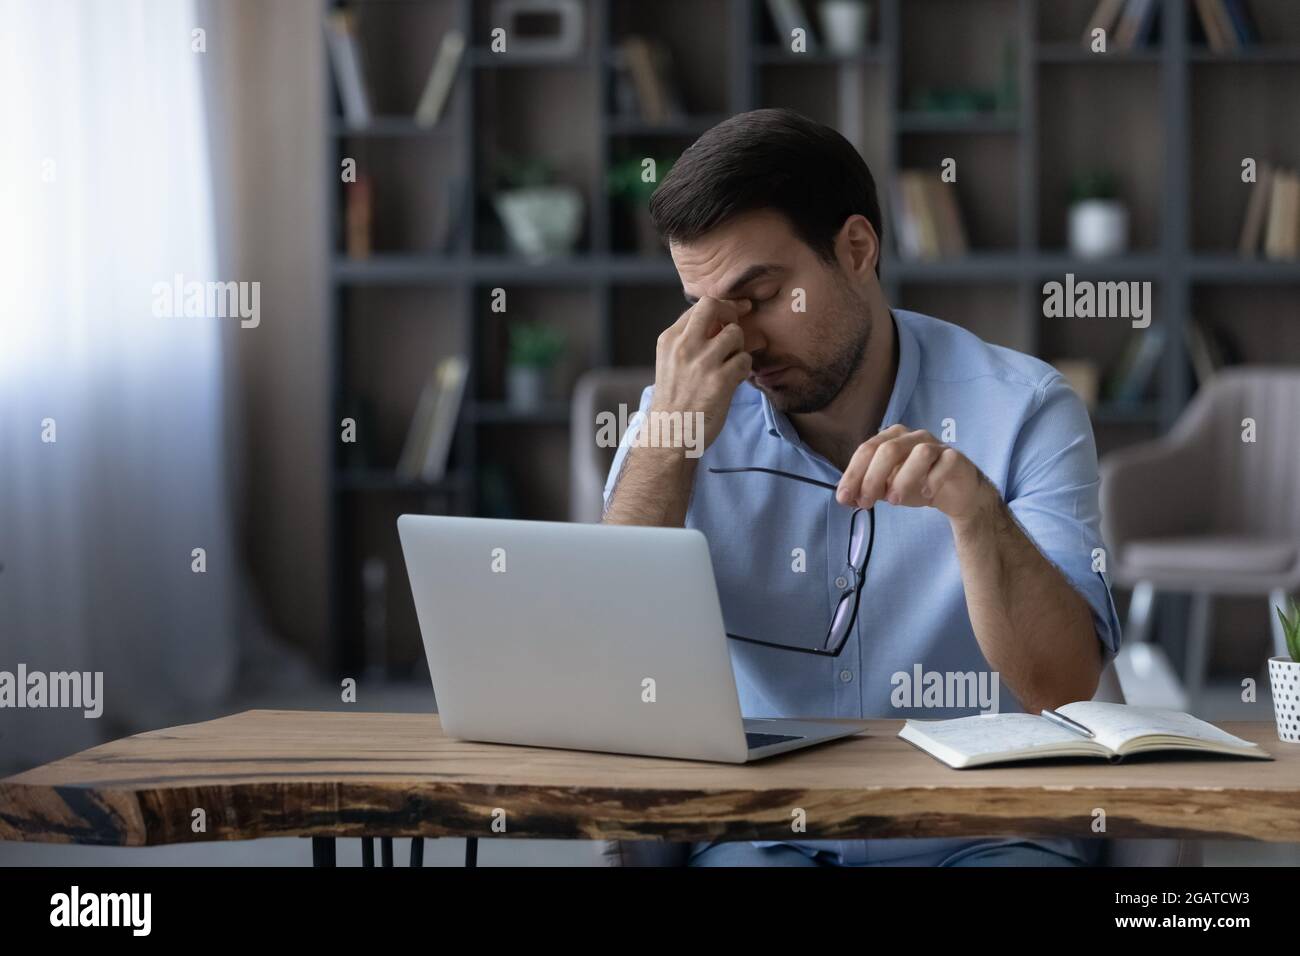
[{"x1": 601, "y1": 108, "x2": 1123, "y2": 867}]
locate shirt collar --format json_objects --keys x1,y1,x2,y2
[{"x1": 760, "y1": 308, "x2": 919, "y2": 442}]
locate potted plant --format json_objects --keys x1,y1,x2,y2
[
  {"x1": 607, "y1": 155, "x2": 673, "y2": 255},
  {"x1": 491, "y1": 155, "x2": 584, "y2": 260},
  {"x1": 1068, "y1": 171, "x2": 1128, "y2": 259},
  {"x1": 506, "y1": 321, "x2": 566, "y2": 412},
  {"x1": 1269, "y1": 598, "x2": 1300, "y2": 743}
]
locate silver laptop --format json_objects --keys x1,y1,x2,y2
[{"x1": 397, "y1": 514, "x2": 869, "y2": 763}]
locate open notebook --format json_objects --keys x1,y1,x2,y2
[{"x1": 899, "y1": 702, "x2": 1272, "y2": 769}]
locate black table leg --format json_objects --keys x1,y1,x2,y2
[
  {"x1": 465, "y1": 837, "x2": 477, "y2": 868},
  {"x1": 410, "y1": 838, "x2": 424, "y2": 867},
  {"x1": 362, "y1": 838, "x2": 374, "y2": 867},
  {"x1": 381, "y1": 836, "x2": 394, "y2": 867},
  {"x1": 312, "y1": 837, "x2": 336, "y2": 868}
]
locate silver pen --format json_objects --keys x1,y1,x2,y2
[{"x1": 1040, "y1": 708, "x2": 1095, "y2": 738}]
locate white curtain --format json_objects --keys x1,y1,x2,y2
[{"x1": 0, "y1": 0, "x2": 238, "y2": 764}]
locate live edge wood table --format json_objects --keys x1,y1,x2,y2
[{"x1": 2, "y1": 710, "x2": 1298, "y2": 866}]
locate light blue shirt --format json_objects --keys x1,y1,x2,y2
[{"x1": 603, "y1": 308, "x2": 1122, "y2": 866}]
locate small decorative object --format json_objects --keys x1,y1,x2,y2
[
  {"x1": 506, "y1": 321, "x2": 566, "y2": 411},
  {"x1": 1068, "y1": 171, "x2": 1128, "y2": 258},
  {"x1": 817, "y1": 0, "x2": 871, "y2": 55},
  {"x1": 1269, "y1": 597, "x2": 1300, "y2": 743},
  {"x1": 491, "y1": 0, "x2": 584, "y2": 59},
  {"x1": 608, "y1": 155, "x2": 674, "y2": 254},
  {"x1": 491, "y1": 155, "x2": 584, "y2": 260}
]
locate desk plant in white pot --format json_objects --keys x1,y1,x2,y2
[
  {"x1": 1269, "y1": 598, "x2": 1300, "y2": 743},
  {"x1": 506, "y1": 321, "x2": 566, "y2": 412},
  {"x1": 1068, "y1": 171, "x2": 1128, "y2": 259}
]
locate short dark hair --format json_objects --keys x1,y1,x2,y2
[{"x1": 649, "y1": 108, "x2": 883, "y2": 277}]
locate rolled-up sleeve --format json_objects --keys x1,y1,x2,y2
[
  {"x1": 601, "y1": 385, "x2": 656, "y2": 511},
  {"x1": 1005, "y1": 372, "x2": 1123, "y2": 663}
]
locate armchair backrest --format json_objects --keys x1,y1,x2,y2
[
  {"x1": 1171, "y1": 368, "x2": 1300, "y2": 536},
  {"x1": 569, "y1": 367, "x2": 654, "y2": 523}
]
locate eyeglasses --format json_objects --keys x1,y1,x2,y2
[{"x1": 707, "y1": 466, "x2": 875, "y2": 657}]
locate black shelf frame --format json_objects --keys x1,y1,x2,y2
[{"x1": 323, "y1": 0, "x2": 1300, "y2": 674}]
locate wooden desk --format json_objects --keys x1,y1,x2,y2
[{"x1": 2, "y1": 710, "x2": 1298, "y2": 861}]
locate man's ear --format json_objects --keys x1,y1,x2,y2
[{"x1": 836, "y1": 215, "x2": 879, "y2": 278}]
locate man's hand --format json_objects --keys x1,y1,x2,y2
[
  {"x1": 834, "y1": 424, "x2": 996, "y2": 523},
  {"x1": 650, "y1": 296, "x2": 754, "y2": 452}
]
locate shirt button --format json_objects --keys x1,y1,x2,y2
[
  {"x1": 834, "y1": 576, "x2": 848, "y2": 590},
  {"x1": 839, "y1": 669, "x2": 853, "y2": 683}
]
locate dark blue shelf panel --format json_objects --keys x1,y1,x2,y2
[{"x1": 332, "y1": 254, "x2": 680, "y2": 285}]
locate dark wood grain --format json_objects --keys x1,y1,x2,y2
[{"x1": 2, "y1": 710, "x2": 1297, "y2": 845}]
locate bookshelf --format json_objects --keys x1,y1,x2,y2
[{"x1": 325, "y1": 0, "x2": 1300, "y2": 676}]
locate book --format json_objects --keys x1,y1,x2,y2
[
  {"x1": 766, "y1": 0, "x2": 818, "y2": 53},
  {"x1": 925, "y1": 178, "x2": 969, "y2": 257},
  {"x1": 1237, "y1": 160, "x2": 1274, "y2": 256},
  {"x1": 420, "y1": 356, "x2": 468, "y2": 482},
  {"x1": 621, "y1": 37, "x2": 667, "y2": 122},
  {"x1": 1113, "y1": 322, "x2": 1167, "y2": 403},
  {"x1": 1194, "y1": 0, "x2": 1227, "y2": 51},
  {"x1": 1222, "y1": 0, "x2": 1260, "y2": 45},
  {"x1": 324, "y1": 10, "x2": 372, "y2": 125},
  {"x1": 1209, "y1": 0, "x2": 1242, "y2": 51},
  {"x1": 395, "y1": 356, "x2": 468, "y2": 483},
  {"x1": 396, "y1": 378, "x2": 440, "y2": 481},
  {"x1": 345, "y1": 174, "x2": 373, "y2": 259},
  {"x1": 1051, "y1": 359, "x2": 1101, "y2": 407},
  {"x1": 899, "y1": 702, "x2": 1271, "y2": 769},
  {"x1": 1115, "y1": 0, "x2": 1157, "y2": 51},
  {"x1": 414, "y1": 30, "x2": 466, "y2": 128},
  {"x1": 1082, "y1": 0, "x2": 1126, "y2": 48},
  {"x1": 1264, "y1": 168, "x2": 1299, "y2": 261}
]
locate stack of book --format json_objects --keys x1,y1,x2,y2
[
  {"x1": 396, "y1": 357, "x2": 469, "y2": 483},
  {"x1": 610, "y1": 36, "x2": 684, "y2": 124},
  {"x1": 1238, "y1": 163, "x2": 1300, "y2": 261},
  {"x1": 324, "y1": 13, "x2": 465, "y2": 128},
  {"x1": 1080, "y1": 0, "x2": 1159, "y2": 50},
  {"x1": 1191, "y1": 0, "x2": 1261, "y2": 52},
  {"x1": 891, "y1": 171, "x2": 969, "y2": 260}
]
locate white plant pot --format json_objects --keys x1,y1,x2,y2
[
  {"x1": 818, "y1": 0, "x2": 871, "y2": 55},
  {"x1": 1268, "y1": 656, "x2": 1300, "y2": 743},
  {"x1": 507, "y1": 365, "x2": 547, "y2": 412},
  {"x1": 1068, "y1": 199, "x2": 1128, "y2": 259},
  {"x1": 493, "y1": 186, "x2": 584, "y2": 261}
]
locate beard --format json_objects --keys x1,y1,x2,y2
[{"x1": 753, "y1": 278, "x2": 872, "y2": 415}]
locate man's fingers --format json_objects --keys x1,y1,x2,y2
[
  {"x1": 886, "y1": 442, "x2": 943, "y2": 505},
  {"x1": 700, "y1": 321, "x2": 746, "y2": 363},
  {"x1": 720, "y1": 348, "x2": 753, "y2": 384},
  {"x1": 681, "y1": 296, "x2": 752, "y2": 345},
  {"x1": 922, "y1": 447, "x2": 965, "y2": 501}
]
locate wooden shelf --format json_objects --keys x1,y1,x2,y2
[
  {"x1": 752, "y1": 46, "x2": 885, "y2": 66},
  {"x1": 896, "y1": 111, "x2": 1020, "y2": 133},
  {"x1": 331, "y1": 116, "x2": 454, "y2": 138},
  {"x1": 334, "y1": 469, "x2": 470, "y2": 495},
  {"x1": 468, "y1": 401, "x2": 571, "y2": 426},
  {"x1": 1035, "y1": 44, "x2": 1162, "y2": 64}
]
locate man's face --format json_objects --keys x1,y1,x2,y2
[{"x1": 672, "y1": 209, "x2": 873, "y2": 415}]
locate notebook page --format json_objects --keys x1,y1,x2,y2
[
  {"x1": 902, "y1": 712, "x2": 1100, "y2": 764},
  {"x1": 1059, "y1": 702, "x2": 1259, "y2": 752}
]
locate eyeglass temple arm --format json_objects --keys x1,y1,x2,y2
[{"x1": 707, "y1": 466, "x2": 840, "y2": 492}]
